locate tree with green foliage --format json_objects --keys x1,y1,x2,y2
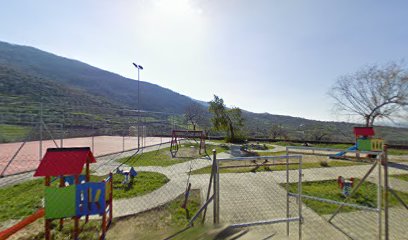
[{"x1": 209, "y1": 95, "x2": 245, "y2": 142}]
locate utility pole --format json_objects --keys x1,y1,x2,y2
[{"x1": 132, "y1": 63, "x2": 143, "y2": 150}]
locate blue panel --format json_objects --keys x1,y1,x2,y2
[
  {"x1": 75, "y1": 182, "x2": 106, "y2": 216},
  {"x1": 129, "y1": 167, "x2": 138, "y2": 177},
  {"x1": 65, "y1": 175, "x2": 87, "y2": 185}
]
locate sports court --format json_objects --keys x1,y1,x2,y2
[{"x1": 0, "y1": 136, "x2": 171, "y2": 176}]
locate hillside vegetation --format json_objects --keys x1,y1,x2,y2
[{"x1": 1, "y1": 40, "x2": 407, "y2": 144}]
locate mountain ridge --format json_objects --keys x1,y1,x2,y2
[{"x1": 1, "y1": 40, "x2": 407, "y2": 144}]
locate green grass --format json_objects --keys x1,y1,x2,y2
[
  {"x1": 98, "y1": 172, "x2": 169, "y2": 199},
  {"x1": 0, "y1": 124, "x2": 31, "y2": 142},
  {"x1": 270, "y1": 141, "x2": 408, "y2": 156},
  {"x1": 0, "y1": 172, "x2": 168, "y2": 224},
  {"x1": 105, "y1": 190, "x2": 202, "y2": 239},
  {"x1": 388, "y1": 149, "x2": 408, "y2": 156},
  {"x1": 254, "y1": 151, "x2": 286, "y2": 156},
  {"x1": 0, "y1": 178, "x2": 44, "y2": 223},
  {"x1": 168, "y1": 190, "x2": 201, "y2": 226},
  {"x1": 391, "y1": 174, "x2": 408, "y2": 182},
  {"x1": 123, "y1": 144, "x2": 229, "y2": 167},
  {"x1": 287, "y1": 179, "x2": 408, "y2": 215},
  {"x1": 314, "y1": 143, "x2": 353, "y2": 149},
  {"x1": 191, "y1": 159, "x2": 364, "y2": 175},
  {"x1": 269, "y1": 141, "x2": 301, "y2": 146}
]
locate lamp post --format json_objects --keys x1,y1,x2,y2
[{"x1": 132, "y1": 63, "x2": 143, "y2": 150}]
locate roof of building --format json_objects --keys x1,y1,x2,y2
[
  {"x1": 353, "y1": 127, "x2": 375, "y2": 137},
  {"x1": 34, "y1": 147, "x2": 96, "y2": 177}
]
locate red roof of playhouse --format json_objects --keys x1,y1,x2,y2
[
  {"x1": 34, "y1": 147, "x2": 96, "y2": 177},
  {"x1": 353, "y1": 127, "x2": 375, "y2": 137}
]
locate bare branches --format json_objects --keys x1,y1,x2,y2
[
  {"x1": 329, "y1": 62, "x2": 408, "y2": 126},
  {"x1": 184, "y1": 102, "x2": 208, "y2": 130}
]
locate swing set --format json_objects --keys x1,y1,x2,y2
[{"x1": 170, "y1": 130, "x2": 206, "y2": 157}]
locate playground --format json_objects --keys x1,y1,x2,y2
[{"x1": 1, "y1": 127, "x2": 408, "y2": 239}]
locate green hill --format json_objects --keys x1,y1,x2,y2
[
  {"x1": 0, "y1": 41, "x2": 196, "y2": 113},
  {"x1": 0, "y1": 40, "x2": 407, "y2": 145}
]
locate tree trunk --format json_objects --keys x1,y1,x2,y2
[
  {"x1": 365, "y1": 116, "x2": 370, "y2": 127},
  {"x1": 369, "y1": 116, "x2": 376, "y2": 127},
  {"x1": 229, "y1": 123, "x2": 235, "y2": 141}
]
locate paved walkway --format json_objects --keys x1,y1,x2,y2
[{"x1": 111, "y1": 152, "x2": 230, "y2": 218}]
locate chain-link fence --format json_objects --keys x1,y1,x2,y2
[
  {"x1": 0, "y1": 102, "x2": 186, "y2": 177},
  {"x1": 285, "y1": 146, "x2": 408, "y2": 240},
  {"x1": 205, "y1": 154, "x2": 303, "y2": 239}
]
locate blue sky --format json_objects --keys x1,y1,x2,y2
[{"x1": 1, "y1": 0, "x2": 407, "y2": 122}]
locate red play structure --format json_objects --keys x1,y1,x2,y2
[
  {"x1": 170, "y1": 130, "x2": 206, "y2": 157},
  {"x1": 353, "y1": 127, "x2": 383, "y2": 152},
  {"x1": 34, "y1": 147, "x2": 113, "y2": 240}
]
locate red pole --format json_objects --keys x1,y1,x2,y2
[{"x1": 0, "y1": 208, "x2": 45, "y2": 240}]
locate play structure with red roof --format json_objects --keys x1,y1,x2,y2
[{"x1": 34, "y1": 147, "x2": 113, "y2": 240}]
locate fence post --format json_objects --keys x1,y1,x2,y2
[
  {"x1": 39, "y1": 102, "x2": 43, "y2": 161},
  {"x1": 60, "y1": 112, "x2": 64, "y2": 148},
  {"x1": 286, "y1": 148, "x2": 290, "y2": 236},
  {"x1": 383, "y1": 145, "x2": 389, "y2": 240},
  {"x1": 123, "y1": 134, "x2": 125, "y2": 152},
  {"x1": 298, "y1": 155, "x2": 302, "y2": 240},
  {"x1": 377, "y1": 154, "x2": 382, "y2": 240},
  {"x1": 91, "y1": 122, "x2": 95, "y2": 153},
  {"x1": 213, "y1": 149, "x2": 219, "y2": 224}
]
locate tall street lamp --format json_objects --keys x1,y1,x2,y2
[{"x1": 133, "y1": 63, "x2": 143, "y2": 149}]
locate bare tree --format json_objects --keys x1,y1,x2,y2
[
  {"x1": 184, "y1": 102, "x2": 208, "y2": 130},
  {"x1": 307, "y1": 127, "x2": 331, "y2": 141},
  {"x1": 269, "y1": 124, "x2": 287, "y2": 140},
  {"x1": 329, "y1": 62, "x2": 408, "y2": 127}
]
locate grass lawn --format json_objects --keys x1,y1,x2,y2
[
  {"x1": 106, "y1": 172, "x2": 169, "y2": 199},
  {"x1": 0, "y1": 178, "x2": 44, "y2": 224},
  {"x1": 287, "y1": 179, "x2": 408, "y2": 215},
  {"x1": 388, "y1": 149, "x2": 408, "y2": 156},
  {"x1": 0, "y1": 172, "x2": 168, "y2": 226},
  {"x1": 106, "y1": 190, "x2": 202, "y2": 239},
  {"x1": 269, "y1": 141, "x2": 302, "y2": 147},
  {"x1": 391, "y1": 174, "x2": 408, "y2": 182},
  {"x1": 191, "y1": 159, "x2": 365, "y2": 175},
  {"x1": 13, "y1": 190, "x2": 202, "y2": 240},
  {"x1": 0, "y1": 124, "x2": 31, "y2": 143},
  {"x1": 254, "y1": 151, "x2": 286, "y2": 156},
  {"x1": 123, "y1": 143, "x2": 229, "y2": 167},
  {"x1": 314, "y1": 143, "x2": 353, "y2": 149}
]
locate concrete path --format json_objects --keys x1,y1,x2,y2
[
  {"x1": 111, "y1": 152, "x2": 231, "y2": 218},
  {"x1": 200, "y1": 172, "x2": 348, "y2": 240}
]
